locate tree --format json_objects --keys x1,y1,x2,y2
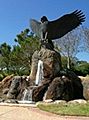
[
  {"x1": 55, "y1": 27, "x2": 82, "y2": 69},
  {"x1": 73, "y1": 60, "x2": 89, "y2": 76},
  {"x1": 0, "y1": 43, "x2": 11, "y2": 71},
  {"x1": 82, "y1": 27, "x2": 89, "y2": 52},
  {"x1": 11, "y1": 29, "x2": 40, "y2": 75}
]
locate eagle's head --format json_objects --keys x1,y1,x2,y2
[{"x1": 41, "y1": 16, "x2": 48, "y2": 23}]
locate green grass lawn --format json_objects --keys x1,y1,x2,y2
[{"x1": 37, "y1": 102, "x2": 89, "y2": 116}]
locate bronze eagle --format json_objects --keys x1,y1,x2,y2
[{"x1": 30, "y1": 10, "x2": 85, "y2": 41}]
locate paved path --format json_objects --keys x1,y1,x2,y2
[{"x1": 0, "y1": 105, "x2": 89, "y2": 120}]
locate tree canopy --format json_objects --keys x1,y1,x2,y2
[{"x1": 0, "y1": 29, "x2": 40, "y2": 77}]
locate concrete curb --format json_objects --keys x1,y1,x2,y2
[{"x1": 0, "y1": 102, "x2": 36, "y2": 107}]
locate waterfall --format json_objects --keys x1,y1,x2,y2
[
  {"x1": 35, "y1": 60, "x2": 44, "y2": 85},
  {"x1": 22, "y1": 88, "x2": 33, "y2": 101},
  {"x1": 19, "y1": 86, "x2": 36, "y2": 104}
]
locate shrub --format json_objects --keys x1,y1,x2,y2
[
  {"x1": 0, "y1": 74, "x2": 4, "y2": 81},
  {"x1": 73, "y1": 63, "x2": 89, "y2": 76}
]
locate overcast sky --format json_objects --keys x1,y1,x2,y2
[{"x1": 0, "y1": 0, "x2": 89, "y2": 61}]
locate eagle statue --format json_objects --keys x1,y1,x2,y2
[{"x1": 30, "y1": 10, "x2": 85, "y2": 49}]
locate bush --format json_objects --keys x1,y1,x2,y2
[
  {"x1": 0, "y1": 74, "x2": 4, "y2": 81},
  {"x1": 73, "y1": 63, "x2": 89, "y2": 76}
]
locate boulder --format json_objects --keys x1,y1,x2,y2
[
  {"x1": 44, "y1": 70, "x2": 83, "y2": 101},
  {"x1": 0, "y1": 75, "x2": 14, "y2": 99},
  {"x1": 7, "y1": 76, "x2": 28, "y2": 100},
  {"x1": 7, "y1": 76, "x2": 21, "y2": 99},
  {"x1": 4, "y1": 99, "x2": 18, "y2": 104},
  {"x1": 54, "y1": 100, "x2": 66, "y2": 104},
  {"x1": 65, "y1": 70, "x2": 84, "y2": 99},
  {"x1": 82, "y1": 79, "x2": 89, "y2": 100},
  {"x1": 30, "y1": 48, "x2": 62, "y2": 81},
  {"x1": 43, "y1": 99, "x2": 53, "y2": 103},
  {"x1": 68, "y1": 99, "x2": 87, "y2": 104},
  {"x1": 45, "y1": 77, "x2": 74, "y2": 101},
  {"x1": 32, "y1": 78, "x2": 52, "y2": 102}
]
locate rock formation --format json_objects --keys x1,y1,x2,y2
[
  {"x1": 30, "y1": 47, "x2": 83, "y2": 102},
  {"x1": 0, "y1": 47, "x2": 85, "y2": 102}
]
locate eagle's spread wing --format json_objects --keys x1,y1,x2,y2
[
  {"x1": 30, "y1": 19, "x2": 41, "y2": 38},
  {"x1": 30, "y1": 10, "x2": 85, "y2": 40},
  {"x1": 47, "y1": 10, "x2": 85, "y2": 40}
]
